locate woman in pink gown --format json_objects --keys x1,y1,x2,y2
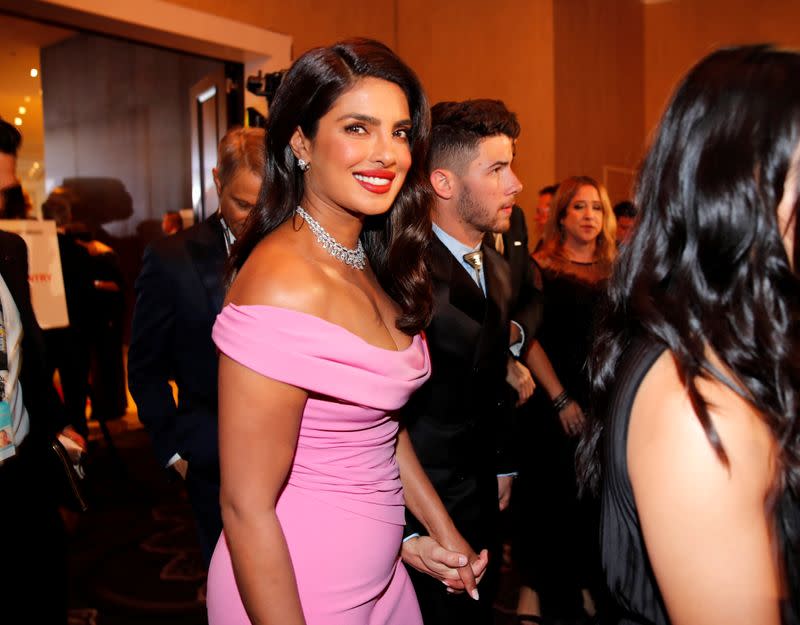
[{"x1": 206, "y1": 39, "x2": 485, "y2": 625}]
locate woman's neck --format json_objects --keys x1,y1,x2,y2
[
  {"x1": 298, "y1": 193, "x2": 363, "y2": 249},
  {"x1": 560, "y1": 237, "x2": 597, "y2": 263}
]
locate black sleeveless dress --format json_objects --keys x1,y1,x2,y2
[
  {"x1": 600, "y1": 337, "x2": 668, "y2": 625},
  {"x1": 602, "y1": 337, "x2": 800, "y2": 625},
  {"x1": 512, "y1": 256, "x2": 608, "y2": 615}
]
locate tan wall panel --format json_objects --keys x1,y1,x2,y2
[
  {"x1": 553, "y1": 0, "x2": 644, "y2": 202},
  {"x1": 396, "y1": 0, "x2": 556, "y2": 220},
  {"x1": 164, "y1": 0, "x2": 396, "y2": 56},
  {"x1": 644, "y1": 0, "x2": 800, "y2": 137},
  {"x1": 166, "y1": 0, "x2": 556, "y2": 221}
]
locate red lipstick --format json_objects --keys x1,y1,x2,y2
[{"x1": 353, "y1": 169, "x2": 396, "y2": 195}]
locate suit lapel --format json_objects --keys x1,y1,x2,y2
[
  {"x1": 186, "y1": 216, "x2": 227, "y2": 315},
  {"x1": 476, "y1": 246, "x2": 511, "y2": 360},
  {"x1": 431, "y1": 237, "x2": 486, "y2": 324}
]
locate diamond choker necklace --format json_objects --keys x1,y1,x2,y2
[{"x1": 295, "y1": 206, "x2": 367, "y2": 270}]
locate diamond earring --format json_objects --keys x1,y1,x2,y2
[{"x1": 297, "y1": 158, "x2": 310, "y2": 172}]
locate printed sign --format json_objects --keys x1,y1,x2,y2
[{"x1": 0, "y1": 219, "x2": 69, "y2": 330}]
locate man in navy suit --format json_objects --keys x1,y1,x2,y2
[{"x1": 128, "y1": 127, "x2": 264, "y2": 563}]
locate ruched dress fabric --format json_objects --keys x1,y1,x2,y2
[{"x1": 206, "y1": 304, "x2": 431, "y2": 625}]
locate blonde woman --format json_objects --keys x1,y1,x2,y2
[{"x1": 513, "y1": 176, "x2": 616, "y2": 624}]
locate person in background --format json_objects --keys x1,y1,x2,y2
[
  {"x1": 514, "y1": 176, "x2": 617, "y2": 624},
  {"x1": 42, "y1": 189, "x2": 95, "y2": 438},
  {"x1": 161, "y1": 210, "x2": 184, "y2": 236},
  {"x1": 612, "y1": 200, "x2": 637, "y2": 245},
  {"x1": 530, "y1": 184, "x2": 558, "y2": 253},
  {"x1": 580, "y1": 44, "x2": 800, "y2": 625},
  {"x1": 128, "y1": 126, "x2": 265, "y2": 564},
  {"x1": 0, "y1": 116, "x2": 86, "y2": 625},
  {"x1": 0, "y1": 118, "x2": 26, "y2": 219}
]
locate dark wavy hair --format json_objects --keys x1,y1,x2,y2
[
  {"x1": 428, "y1": 99, "x2": 520, "y2": 174},
  {"x1": 230, "y1": 38, "x2": 433, "y2": 334},
  {"x1": 578, "y1": 45, "x2": 800, "y2": 608}
]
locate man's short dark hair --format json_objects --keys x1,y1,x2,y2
[
  {"x1": 539, "y1": 184, "x2": 559, "y2": 196},
  {"x1": 613, "y1": 200, "x2": 637, "y2": 219},
  {"x1": 0, "y1": 118, "x2": 22, "y2": 156},
  {"x1": 428, "y1": 99, "x2": 520, "y2": 174}
]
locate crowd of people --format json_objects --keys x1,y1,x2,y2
[{"x1": 0, "y1": 37, "x2": 798, "y2": 625}]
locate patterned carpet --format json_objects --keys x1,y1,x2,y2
[{"x1": 67, "y1": 421, "x2": 207, "y2": 625}]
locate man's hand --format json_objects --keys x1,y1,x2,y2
[
  {"x1": 558, "y1": 400, "x2": 585, "y2": 437},
  {"x1": 59, "y1": 425, "x2": 87, "y2": 452},
  {"x1": 497, "y1": 475, "x2": 513, "y2": 511},
  {"x1": 506, "y1": 358, "x2": 535, "y2": 406},
  {"x1": 172, "y1": 458, "x2": 189, "y2": 480}
]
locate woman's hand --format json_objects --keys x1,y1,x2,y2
[
  {"x1": 402, "y1": 536, "x2": 489, "y2": 597},
  {"x1": 558, "y1": 400, "x2": 585, "y2": 436},
  {"x1": 434, "y1": 529, "x2": 489, "y2": 600}
]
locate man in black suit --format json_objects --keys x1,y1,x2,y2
[
  {"x1": 0, "y1": 119, "x2": 87, "y2": 624},
  {"x1": 401, "y1": 100, "x2": 528, "y2": 625},
  {"x1": 128, "y1": 127, "x2": 264, "y2": 564},
  {"x1": 0, "y1": 231, "x2": 76, "y2": 625},
  {"x1": 487, "y1": 205, "x2": 543, "y2": 423}
]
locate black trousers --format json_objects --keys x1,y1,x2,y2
[
  {"x1": 0, "y1": 437, "x2": 68, "y2": 625},
  {"x1": 184, "y1": 466, "x2": 222, "y2": 565}
]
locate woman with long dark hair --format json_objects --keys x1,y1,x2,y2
[
  {"x1": 206, "y1": 39, "x2": 483, "y2": 625},
  {"x1": 579, "y1": 45, "x2": 800, "y2": 625}
]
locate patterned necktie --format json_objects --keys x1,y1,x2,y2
[{"x1": 463, "y1": 250, "x2": 484, "y2": 290}]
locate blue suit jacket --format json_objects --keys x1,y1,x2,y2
[{"x1": 128, "y1": 215, "x2": 226, "y2": 479}]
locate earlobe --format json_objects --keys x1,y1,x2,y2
[
  {"x1": 290, "y1": 127, "x2": 310, "y2": 161},
  {"x1": 430, "y1": 169, "x2": 454, "y2": 200}
]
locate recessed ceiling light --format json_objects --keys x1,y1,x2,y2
[
  {"x1": 14, "y1": 117, "x2": 22, "y2": 126},
  {"x1": 18, "y1": 106, "x2": 26, "y2": 115},
  {"x1": 30, "y1": 68, "x2": 38, "y2": 78},
  {"x1": 24, "y1": 96, "x2": 31, "y2": 103}
]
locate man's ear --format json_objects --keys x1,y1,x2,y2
[
  {"x1": 212, "y1": 167, "x2": 222, "y2": 197},
  {"x1": 429, "y1": 168, "x2": 455, "y2": 200},
  {"x1": 289, "y1": 127, "x2": 311, "y2": 162}
]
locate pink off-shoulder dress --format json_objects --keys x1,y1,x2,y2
[{"x1": 207, "y1": 304, "x2": 431, "y2": 625}]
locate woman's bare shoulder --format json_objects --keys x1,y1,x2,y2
[
  {"x1": 629, "y1": 350, "x2": 776, "y2": 488},
  {"x1": 626, "y1": 353, "x2": 781, "y2": 624},
  {"x1": 226, "y1": 227, "x2": 330, "y2": 318}
]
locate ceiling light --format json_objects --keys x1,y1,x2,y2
[
  {"x1": 18, "y1": 106, "x2": 26, "y2": 115},
  {"x1": 30, "y1": 68, "x2": 38, "y2": 78},
  {"x1": 24, "y1": 96, "x2": 31, "y2": 103},
  {"x1": 14, "y1": 117, "x2": 22, "y2": 126}
]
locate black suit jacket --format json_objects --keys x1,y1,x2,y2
[
  {"x1": 403, "y1": 236, "x2": 514, "y2": 549},
  {"x1": 128, "y1": 215, "x2": 226, "y2": 479},
  {"x1": 488, "y1": 205, "x2": 543, "y2": 349},
  {"x1": 0, "y1": 230, "x2": 67, "y2": 447}
]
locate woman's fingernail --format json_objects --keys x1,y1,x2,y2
[
  {"x1": 471, "y1": 589, "x2": 480, "y2": 601},
  {"x1": 458, "y1": 555, "x2": 468, "y2": 566}
]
